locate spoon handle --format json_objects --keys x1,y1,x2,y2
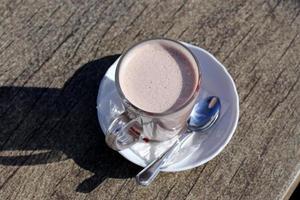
[{"x1": 135, "y1": 132, "x2": 191, "y2": 186}]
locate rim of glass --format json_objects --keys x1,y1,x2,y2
[{"x1": 115, "y1": 38, "x2": 201, "y2": 117}]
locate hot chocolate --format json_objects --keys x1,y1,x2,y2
[{"x1": 118, "y1": 39, "x2": 199, "y2": 113}]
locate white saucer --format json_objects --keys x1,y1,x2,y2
[{"x1": 97, "y1": 42, "x2": 239, "y2": 172}]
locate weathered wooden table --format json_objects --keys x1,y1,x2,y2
[{"x1": 0, "y1": 0, "x2": 299, "y2": 199}]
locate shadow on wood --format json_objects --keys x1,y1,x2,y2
[{"x1": 0, "y1": 55, "x2": 140, "y2": 193}]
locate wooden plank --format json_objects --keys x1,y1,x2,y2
[{"x1": 0, "y1": 0, "x2": 299, "y2": 199}]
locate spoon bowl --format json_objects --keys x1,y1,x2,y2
[{"x1": 188, "y1": 96, "x2": 221, "y2": 132}]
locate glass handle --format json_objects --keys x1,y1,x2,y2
[{"x1": 105, "y1": 112, "x2": 141, "y2": 151}]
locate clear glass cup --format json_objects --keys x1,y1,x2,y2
[{"x1": 105, "y1": 38, "x2": 201, "y2": 151}]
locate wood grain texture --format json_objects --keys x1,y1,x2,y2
[{"x1": 0, "y1": 0, "x2": 299, "y2": 199}]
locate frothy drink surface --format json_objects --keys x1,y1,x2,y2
[{"x1": 118, "y1": 40, "x2": 199, "y2": 113}]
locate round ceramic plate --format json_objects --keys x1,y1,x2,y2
[{"x1": 97, "y1": 42, "x2": 239, "y2": 172}]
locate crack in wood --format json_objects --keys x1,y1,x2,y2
[
  {"x1": 237, "y1": 181, "x2": 250, "y2": 200},
  {"x1": 61, "y1": 9, "x2": 77, "y2": 27},
  {"x1": 248, "y1": 53, "x2": 266, "y2": 73},
  {"x1": 132, "y1": 30, "x2": 142, "y2": 41},
  {"x1": 126, "y1": 4, "x2": 148, "y2": 31},
  {"x1": 64, "y1": 21, "x2": 100, "y2": 67},
  {"x1": 273, "y1": 67, "x2": 286, "y2": 86},
  {"x1": 223, "y1": 25, "x2": 255, "y2": 62},
  {"x1": 0, "y1": 40, "x2": 14, "y2": 56},
  {"x1": 25, "y1": 5, "x2": 43, "y2": 24},
  {"x1": 162, "y1": 23, "x2": 175, "y2": 36},
  {"x1": 262, "y1": 0, "x2": 281, "y2": 24},
  {"x1": 111, "y1": 179, "x2": 128, "y2": 200},
  {"x1": 171, "y1": 0, "x2": 188, "y2": 18},
  {"x1": 228, "y1": 157, "x2": 247, "y2": 184},
  {"x1": 162, "y1": 181, "x2": 177, "y2": 200},
  {"x1": 178, "y1": 27, "x2": 189, "y2": 38},
  {"x1": 0, "y1": 166, "x2": 20, "y2": 190},
  {"x1": 108, "y1": 2, "x2": 147, "y2": 42},
  {"x1": 184, "y1": 165, "x2": 207, "y2": 200},
  {"x1": 93, "y1": 21, "x2": 116, "y2": 57},
  {"x1": 267, "y1": 71, "x2": 300, "y2": 118},
  {"x1": 290, "y1": 8, "x2": 300, "y2": 25},
  {"x1": 214, "y1": 157, "x2": 248, "y2": 200},
  {"x1": 277, "y1": 33, "x2": 299, "y2": 63},
  {"x1": 26, "y1": 5, "x2": 63, "y2": 40},
  {"x1": 242, "y1": 76, "x2": 261, "y2": 102}
]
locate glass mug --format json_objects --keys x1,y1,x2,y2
[{"x1": 105, "y1": 38, "x2": 201, "y2": 151}]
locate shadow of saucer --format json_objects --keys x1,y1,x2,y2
[{"x1": 0, "y1": 55, "x2": 140, "y2": 193}]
